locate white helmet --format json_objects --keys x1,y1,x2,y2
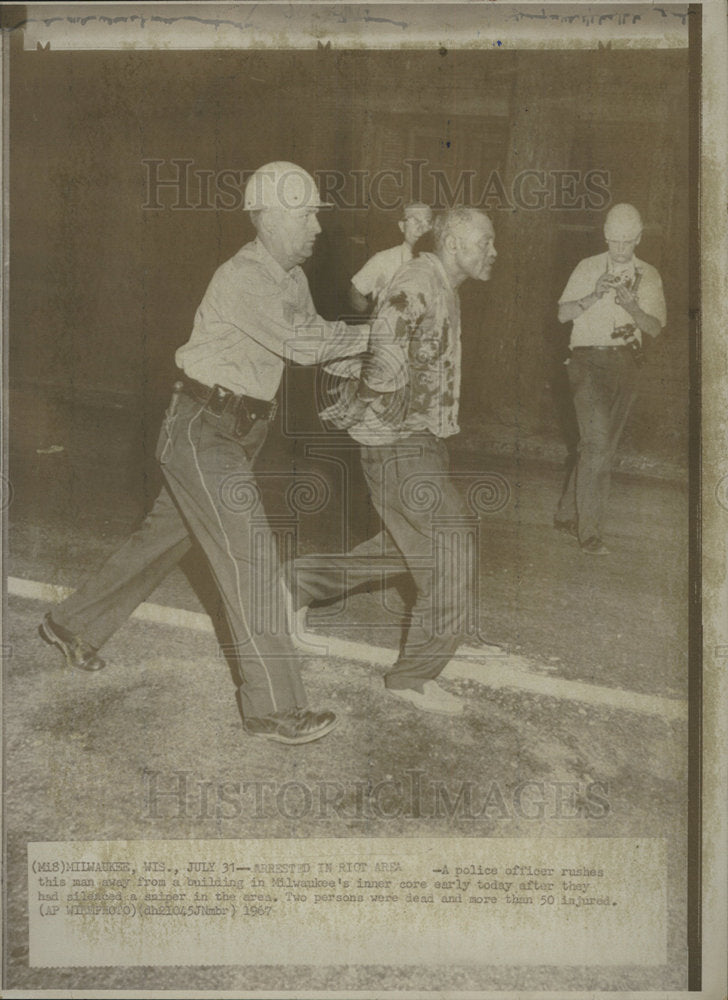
[
  {"x1": 243, "y1": 161, "x2": 329, "y2": 211},
  {"x1": 604, "y1": 203, "x2": 643, "y2": 241}
]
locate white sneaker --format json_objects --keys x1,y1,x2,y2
[{"x1": 387, "y1": 681, "x2": 464, "y2": 715}]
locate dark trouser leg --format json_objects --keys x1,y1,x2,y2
[
  {"x1": 555, "y1": 465, "x2": 577, "y2": 524},
  {"x1": 292, "y1": 530, "x2": 409, "y2": 609},
  {"x1": 361, "y1": 435, "x2": 472, "y2": 692},
  {"x1": 569, "y1": 351, "x2": 638, "y2": 543},
  {"x1": 606, "y1": 355, "x2": 639, "y2": 457},
  {"x1": 52, "y1": 485, "x2": 193, "y2": 650},
  {"x1": 162, "y1": 396, "x2": 307, "y2": 720}
]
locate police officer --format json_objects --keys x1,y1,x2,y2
[{"x1": 40, "y1": 162, "x2": 370, "y2": 745}]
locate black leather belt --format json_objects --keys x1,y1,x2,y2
[{"x1": 179, "y1": 373, "x2": 278, "y2": 422}]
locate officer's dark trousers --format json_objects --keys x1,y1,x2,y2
[
  {"x1": 292, "y1": 432, "x2": 473, "y2": 692},
  {"x1": 51, "y1": 390, "x2": 307, "y2": 721},
  {"x1": 556, "y1": 347, "x2": 639, "y2": 543}
]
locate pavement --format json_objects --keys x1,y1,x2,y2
[{"x1": 3, "y1": 400, "x2": 692, "y2": 992}]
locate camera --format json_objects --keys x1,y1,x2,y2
[
  {"x1": 611, "y1": 324, "x2": 644, "y2": 366},
  {"x1": 604, "y1": 272, "x2": 629, "y2": 289}
]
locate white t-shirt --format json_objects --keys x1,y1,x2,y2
[
  {"x1": 351, "y1": 243, "x2": 413, "y2": 309},
  {"x1": 559, "y1": 252, "x2": 667, "y2": 347}
]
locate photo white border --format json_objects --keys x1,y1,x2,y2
[{"x1": 1, "y1": 1, "x2": 726, "y2": 996}]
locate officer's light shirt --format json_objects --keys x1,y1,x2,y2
[{"x1": 177, "y1": 239, "x2": 369, "y2": 400}]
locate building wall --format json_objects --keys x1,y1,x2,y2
[{"x1": 9, "y1": 44, "x2": 691, "y2": 462}]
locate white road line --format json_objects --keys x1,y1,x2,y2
[{"x1": 9, "y1": 575, "x2": 687, "y2": 722}]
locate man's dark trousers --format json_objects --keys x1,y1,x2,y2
[
  {"x1": 556, "y1": 347, "x2": 639, "y2": 542},
  {"x1": 293, "y1": 432, "x2": 474, "y2": 692},
  {"x1": 51, "y1": 388, "x2": 307, "y2": 720}
]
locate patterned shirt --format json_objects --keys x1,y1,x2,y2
[
  {"x1": 348, "y1": 252, "x2": 462, "y2": 445},
  {"x1": 560, "y1": 252, "x2": 666, "y2": 347},
  {"x1": 176, "y1": 238, "x2": 369, "y2": 401}
]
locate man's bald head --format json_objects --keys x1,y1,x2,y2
[
  {"x1": 433, "y1": 207, "x2": 497, "y2": 287},
  {"x1": 604, "y1": 204, "x2": 643, "y2": 242},
  {"x1": 604, "y1": 204, "x2": 643, "y2": 265}
]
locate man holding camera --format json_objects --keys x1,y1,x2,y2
[{"x1": 554, "y1": 203, "x2": 667, "y2": 555}]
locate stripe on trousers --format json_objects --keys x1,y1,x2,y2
[{"x1": 186, "y1": 407, "x2": 278, "y2": 713}]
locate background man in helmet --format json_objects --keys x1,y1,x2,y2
[
  {"x1": 40, "y1": 161, "x2": 369, "y2": 745},
  {"x1": 350, "y1": 202, "x2": 433, "y2": 315},
  {"x1": 554, "y1": 203, "x2": 667, "y2": 555}
]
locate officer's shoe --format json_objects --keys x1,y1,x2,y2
[
  {"x1": 244, "y1": 707, "x2": 338, "y2": 745},
  {"x1": 39, "y1": 613, "x2": 106, "y2": 672}
]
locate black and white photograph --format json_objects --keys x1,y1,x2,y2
[{"x1": 1, "y1": 1, "x2": 726, "y2": 995}]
